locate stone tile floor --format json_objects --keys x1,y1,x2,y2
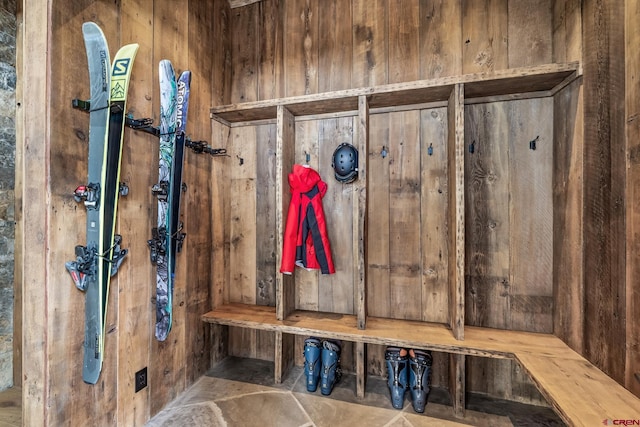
[
  {"x1": 0, "y1": 357, "x2": 564, "y2": 426},
  {"x1": 146, "y1": 357, "x2": 565, "y2": 427}
]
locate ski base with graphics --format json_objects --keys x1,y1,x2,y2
[{"x1": 66, "y1": 22, "x2": 138, "y2": 384}]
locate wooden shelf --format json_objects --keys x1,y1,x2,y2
[
  {"x1": 210, "y1": 62, "x2": 580, "y2": 124},
  {"x1": 203, "y1": 61, "x2": 640, "y2": 424},
  {"x1": 202, "y1": 303, "x2": 640, "y2": 425}
]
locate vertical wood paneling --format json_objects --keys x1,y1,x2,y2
[
  {"x1": 318, "y1": 118, "x2": 354, "y2": 315},
  {"x1": 355, "y1": 95, "x2": 368, "y2": 329},
  {"x1": 185, "y1": 0, "x2": 216, "y2": 385},
  {"x1": 352, "y1": 0, "x2": 387, "y2": 87},
  {"x1": 419, "y1": 0, "x2": 462, "y2": 79},
  {"x1": 626, "y1": 0, "x2": 640, "y2": 397},
  {"x1": 149, "y1": 0, "x2": 190, "y2": 415},
  {"x1": 231, "y1": 2, "x2": 258, "y2": 103},
  {"x1": 507, "y1": 0, "x2": 552, "y2": 68},
  {"x1": 366, "y1": 113, "x2": 390, "y2": 319},
  {"x1": 464, "y1": 103, "x2": 510, "y2": 330},
  {"x1": 388, "y1": 110, "x2": 422, "y2": 320},
  {"x1": 48, "y1": 2, "x2": 120, "y2": 425},
  {"x1": 508, "y1": 98, "x2": 553, "y2": 333},
  {"x1": 553, "y1": 80, "x2": 584, "y2": 353},
  {"x1": 318, "y1": 0, "x2": 352, "y2": 92},
  {"x1": 387, "y1": 0, "x2": 420, "y2": 83},
  {"x1": 582, "y1": 0, "x2": 627, "y2": 384},
  {"x1": 462, "y1": 0, "x2": 508, "y2": 73},
  {"x1": 20, "y1": 1, "x2": 50, "y2": 425},
  {"x1": 117, "y1": 0, "x2": 154, "y2": 425},
  {"x1": 255, "y1": 124, "x2": 276, "y2": 360},
  {"x1": 284, "y1": 0, "x2": 318, "y2": 96},
  {"x1": 552, "y1": 0, "x2": 582, "y2": 63},
  {"x1": 258, "y1": 0, "x2": 283, "y2": 100},
  {"x1": 421, "y1": 107, "x2": 449, "y2": 324}
]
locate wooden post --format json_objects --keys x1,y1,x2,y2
[
  {"x1": 448, "y1": 84, "x2": 465, "y2": 340},
  {"x1": 20, "y1": 2, "x2": 51, "y2": 426},
  {"x1": 449, "y1": 353, "x2": 466, "y2": 418},
  {"x1": 355, "y1": 96, "x2": 368, "y2": 329},
  {"x1": 276, "y1": 106, "x2": 295, "y2": 320}
]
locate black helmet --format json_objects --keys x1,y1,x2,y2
[{"x1": 332, "y1": 143, "x2": 358, "y2": 183}]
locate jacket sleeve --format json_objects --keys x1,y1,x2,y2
[
  {"x1": 306, "y1": 194, "x2": 335, "y2": 275},
  {"x1": 279, "y1": 192, "x2": 299, "y2": 274}
]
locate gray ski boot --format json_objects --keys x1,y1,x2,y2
[
  {"x1": 320, "y1": 340, "x2": 341, "y2": 395},
  {"x1": 304, "y1": 337, "x2": 322, "y2": 392},
  {"x1": 385, "y1": 347, "x2": 408, "y2": 409},
  {"x1": 408, "y1": 349, "x2": 433, "y2": 413}
]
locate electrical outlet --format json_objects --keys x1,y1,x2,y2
[{"x1": 135, "y1": 367, "x2": 148, "y2": 392}]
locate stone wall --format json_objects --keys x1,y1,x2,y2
[{"x1": 0, "y1": 0, "x2": 16, "y2": 391}]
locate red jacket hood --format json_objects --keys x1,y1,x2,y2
[{"x1": 288, "y1": 164, "x2": 327, "y2": 194}]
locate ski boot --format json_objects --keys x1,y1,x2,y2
[
  {"x1": 303, "y1": 337, "x2": 322, "y2": 392},
  {"x1": 320, "y1": 340, "x2": 341, "y2": 395},
  {"x1": 385, "y1": 347, "x2": 409, "y2": 409},
  {"x1": 408, "y1": 349, "x2": 433, "y2": 413}
]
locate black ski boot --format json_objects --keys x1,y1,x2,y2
[
  {"x1": 320, "y1": 340, "x2": 341, "y2": 395},
  {"x1": 385, "y1": 347, "x2": 408, "y2": 409},
  {"x1": 408, "y1": 349, "x2": 433, "y2": 413},
  {"x1": 303, "y1": 337, "x2": 322, "y2": 392}
]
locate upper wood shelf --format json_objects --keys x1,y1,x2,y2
[
  {"x1": 202, "y1": 302, "x2": 640, "y2": 424},
  {"x1": 210, "y1": 62, "x2": 580, "y2": 124}
]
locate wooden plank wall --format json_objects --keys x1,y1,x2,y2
[
  {"x1": 19, "y1": 0, "x2": 224, "y2": 425},
  {"x1": 626, "y1": 0, "x2": 640, "y2": 397},
  {"x1": 219, "y1": 0, "x2": 571, "y2": 403}
]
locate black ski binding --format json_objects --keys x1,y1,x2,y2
[
  {"x1": 147, "y1": 227, "x2": 166, "y2": 264},
  {"x1": 74, "y1": 183, "x2": 100, "y2": 210},
  {"x1": 65, "y1": 244, "x2": 97, "y2": 291},
  {"x1": 174, "y1": 222, "x2": 186, "y2": 253},
  {"x1": 108, "y1": 234, "x2": 128, "y2": 277},
  {"x1": 151, "y1": 181, "x2": 169, "y2": 202}
]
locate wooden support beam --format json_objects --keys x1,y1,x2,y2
[
  {"x1": 276, "y1": 106, "x2": 295, "y2": 320},
  {"x1": 355, "y1": 96, "x2": 368, "y2": 330},
  {"x1": 447, "y1": 83, "x2": 465, "y2": 340}
]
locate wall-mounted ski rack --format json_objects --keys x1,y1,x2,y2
[{"x1": 72, "y1": 99, "x2": 228, "y2": 157}]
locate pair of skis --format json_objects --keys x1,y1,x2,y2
[
  {"x1": 65, "y1": 22, "x2": 138, "y2": 384},
  {"x1": 150, "y1": 61, "x2": 191, "y2": 342},
  {"x1": 67, "y1": 23, "x2": 191, "y2": 384}
]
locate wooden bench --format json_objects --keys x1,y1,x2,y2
[{"x1": 203, "y1": 303, "x2": 640, "y2": 426}]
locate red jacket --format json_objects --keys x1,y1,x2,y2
[{"x1": 280, "y1": 165, "x2": 335, "y2": 275}]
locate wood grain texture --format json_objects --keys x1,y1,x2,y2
[
  {"x1": 626, "y1": 0, "x2": 640, "y2": 397},
  {"x1": 366, "y1": 113, "x2": 390, "y2": 318},
  {"x1": 419, "y1": 0, "x2": 462, "y2": 79},
  {"x1": 355, "y1": 96, "x2": 368, "y2": 328},
  {"x1": 317, "y1": 117, "x2": 354, "y2": 315},
  {"x1": 117, "y1": 0, "x2": 154, "y2": 425},
  {"x1": 276, "y1": 106, "x2": 295, "y2": 319},
  {"x1": 552, "y1": 80, "x2": 584, "y2": 354},
  {"x1": 447, "y1": 85, "x2": 464, "y2": 339},
  {"x1": 318, "y1": 0, "x2": 352, "y2": 92},
  {"x1": 388, "y1": 110, "x2": 422, "y2": 320},
  {"x1": 507, "y1": 0, "x2": 552, "y2": 68},
  {"x1": 508, "y1": 98, "x2": 553, "y2": 333},
  {"x1": 388, "y1": 0, "x2": 419, "y2": 84},
  {"x1": 149, "y1": 0, "x2": 189, "y2": 416},
  {"x1": 48, "y1": 3, "x2": 120, "y2": 426},
  {"x1": 283, "y1": 0, "x2": 318, "y2": 96},
  {"x1": 20, "y1": 2, "x2": 51, "y2": 426},
  {"x1": 582, "y1": 0, "x2": 627, "y2": 384},
  {"x1": 351, "y1": 0, "x2": 387, "y2": 88},
  {"x1": 462, "y1": 0, "x2": 508, "y2": 73}
]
